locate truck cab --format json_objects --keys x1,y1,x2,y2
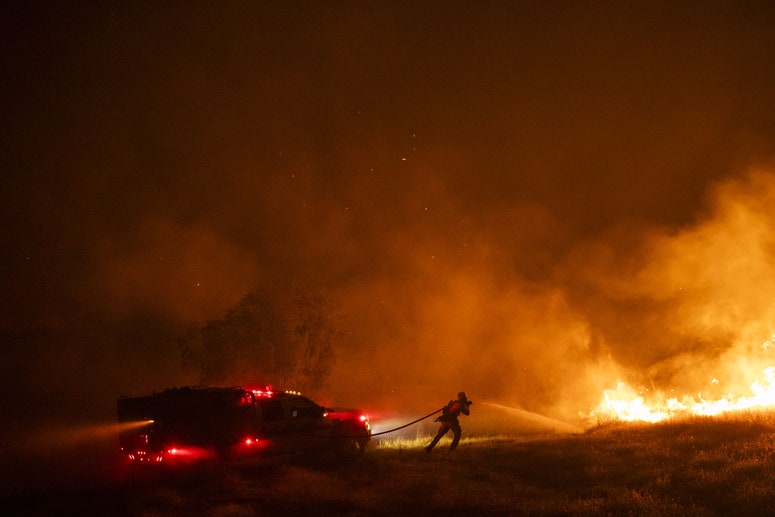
[{"x1": 117, "y1": 386, "x2": 370, "y2": 464}]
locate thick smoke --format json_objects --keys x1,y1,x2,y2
[
  {"x1": 562, "y1": 169, "x2": 775, "y2": 407},
  {"x1": 324, "y1": 168, "x2": 775, "y2": 424},
  {"x1": 4, "y1": 2, "x2": 775, "y2": 493}
]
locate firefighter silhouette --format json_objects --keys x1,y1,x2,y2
[{"x1": 426, "y1": 391, "x2": 472, "y2": 453}]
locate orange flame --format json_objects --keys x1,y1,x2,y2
[{"x1": 591, "y1": 366, "x2": 775, "y2": 423}]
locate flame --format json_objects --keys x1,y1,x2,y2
[{"x1": 592, "y1": 366, "x2": 775, "y2": 423}]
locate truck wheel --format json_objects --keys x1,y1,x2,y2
[{"x1": 339, "y1": 437, "x2": 366, "y2": 459}]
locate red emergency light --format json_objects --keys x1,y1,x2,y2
[{"x1": 249, "y1": 385, "x2": 274, "y2": 398}]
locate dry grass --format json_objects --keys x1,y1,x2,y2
[{"x1": 9, "y1": 412, "x2": 775, "y2": 516}]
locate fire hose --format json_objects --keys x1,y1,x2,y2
[
  {"x1": 320, "y1": 408, "x2": 444, "y2": 439},
  {"x1": 338, "y1": 401, "x2": 475, "y2": 438},
  {"x1": 367, "y1": 408, "x2": 443, "y2": 437}
]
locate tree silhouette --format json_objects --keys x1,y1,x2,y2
[{"x1": 182, "y1": 283, "x2": 341, "y2": 394}]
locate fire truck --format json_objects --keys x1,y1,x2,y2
[{"x1": 116, "y1": 386, "x2": 370, "y2": 464}]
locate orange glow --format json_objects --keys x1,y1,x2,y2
[
  {"x1": 575, "y1": 172, "x2": 775, "y2": 425},
  {"x1": 592, "y1": 366, "x2": 775, "y2": 423}
]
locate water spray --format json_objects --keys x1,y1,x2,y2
[
  {"x1": 478, "y1": 402, "x2": 583, "y2": 434},
  {"x1": 370, "y1": 401, "x2": 584, "y2": 439}
]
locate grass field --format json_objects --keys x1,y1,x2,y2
[{"x1": 8, "y1": 413, "x2": 775, "y2": 516}]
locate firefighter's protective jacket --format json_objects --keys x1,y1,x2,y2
[{"x1": 437, "y1": 399, "x2": 470, "y2": 424}]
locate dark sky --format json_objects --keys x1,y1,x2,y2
[{"x1": 3, "y1": 0, "x2": 775, "y2": 436}]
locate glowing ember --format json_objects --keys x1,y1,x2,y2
[{"x1": 592, "y1": 367, "x2": 775, "y2": 423}]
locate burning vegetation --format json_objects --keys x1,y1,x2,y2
[
  {"x1": 582, "y1": 170, "x2": 775, "y2": 424},
  {"x1": 5, "y1": 4, "x2": 775, "y2": 511}
]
